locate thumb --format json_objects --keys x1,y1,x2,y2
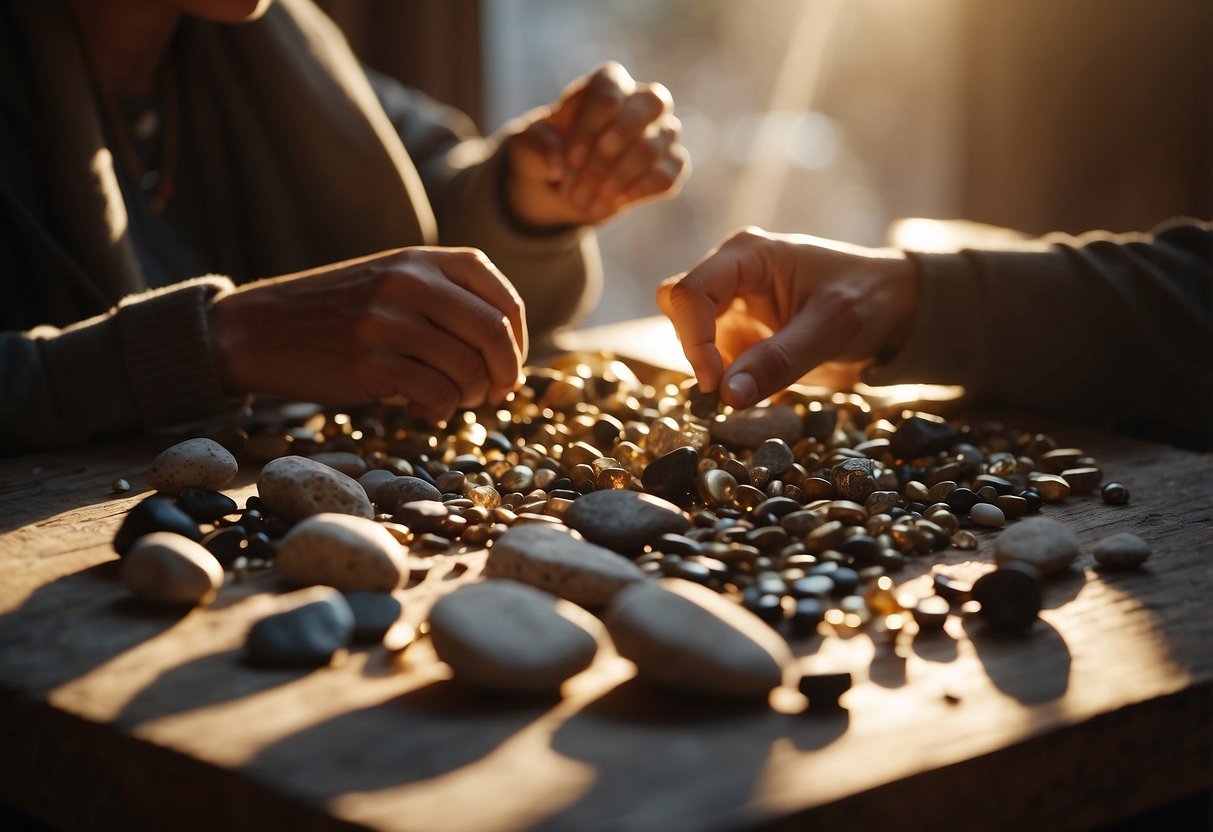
[{"x1": 717, "y1": 290, "x2": 857, "y2": 409}]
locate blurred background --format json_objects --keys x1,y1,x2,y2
[{"x1": 318, "y1": 0, "x2": 1211, "y2": 328}]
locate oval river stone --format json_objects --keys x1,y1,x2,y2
[
  {"x1": 604, "y1": 578, "x2": 792, "y2": 699},
  {"x1": 277, "y1": 513, "x2": 407, "y2": 592},
  {"x1": 257, "y1": 455, "x2": 373, "y2": 521},
  {"x1": 121, "y1": 531, "x2": 224, "y2": 606},
  {"x1": 429, "y1": 579, "x2": 600, "y2": 694},
  {"x1": 486, "y1": 523, "x2": 645, "y2": 607},
  {"x1": 1092, "y1": 532, "x2": 1151, "y2": 569},
  {"x1": 563, "y1": 489, "x2": 690, "y2": 554},
  {"x1": 145, "y1": 437, "x2": 238, "y2": 496},
  {"x1": 993, "y1": 516, "x2": 1080, "y2": 576}
]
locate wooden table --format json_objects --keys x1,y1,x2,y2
[{"x1": 1, "y1": 321, "x2": 1210, "y2": 831}]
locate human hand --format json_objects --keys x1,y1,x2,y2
[
  {"x1": 209, "y1": 247, "x2": 527, "y2": 424},
  {"x1": 504, "y1": 61, "x2": 690, "y2": 230},
  {"x1": 657, "y1": 228, "x2": 919, "y2": 409}
]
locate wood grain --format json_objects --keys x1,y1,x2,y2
[{"x1": 0, "y1": 369, "x2": 1210, "y2": 830}]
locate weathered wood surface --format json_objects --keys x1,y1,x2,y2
[{"x1": 1, "y1": 338, "x2": 1210, "y2": 830}]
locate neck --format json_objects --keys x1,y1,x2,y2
[{"x1": 67, "y1": 0, "x2": 182, "y2": 97}]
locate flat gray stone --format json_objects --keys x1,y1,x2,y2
[
  {"x1": 604, "y1": 578, "x2": 792, "y2": 699},
  {"x1": 121, "y1": 531, "x2": 224, "y2": 606},
  {"x1": 342, "y1": 590, "x2": 404, "y2": 642},
  {"x1": 563, "y1": 489, "x2": 689, "y2": 554},
  {"x1": 709, "y1": 404, "x2": 802, "y2": 449},
  {"x1": 374, "y1": 476, "x2": 443, "y2": 513},
  {"x1": 358, "y1": 469, "x2": 397, "y2": 502},
  {"x1": 146, "y1": 438, "x2": 238, "y2": 496},
  {"x1": 308, "y1": 452, "x2": 369, "y2": 479},
  {"x1": 1093, "y1": 532, "x2": 1151, "y2": 569},
  {"x1": 246, "y1": 587, "x2": 355, "y2": 667},
  {"x1": 428, "y1": 580, "x2": 599, "y2": 694},
  {"x1": 277, "y1": 513, "x2": 407, "y2": 591},
  {"x1": 486, "y1": 524, "x2": 645, "y2": 607},
  {"x1": 993, "y1": 516, "x2": 1081, "y2": 576},
  {"x1": 258, "y1": 456, "x2": 373, "y2": 521}
]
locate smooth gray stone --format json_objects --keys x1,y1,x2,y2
[
  {"x1": 374, "y1": 476, "x2": 443, "y2": 512},
  {"x1": 1093, "y1": 532, "x2": 1152, "y2": 569},
  {"x1": 486, "y1": 523, "x2": 645, "y2": 607},
  {"x1": 604, "y1": 578, "x2": 792, "y2": 699},
  {"x1": 307, "y1": 451, "x2": 369, "y2": 479},
  {"x1": 563, "y1": 489, "x2": 690, "y2": 554},
  {"x1": 342, "y1": 590, "x2": 404, "y2": 642},
  {"x1": 709, "y1": 404, "x2": 802, "y2": 449},
  {"x1": 429, "y1": 580, "x2": 599, "y2": 694},
  {"x1": 993, "y1": 516, "x2": 1081, "y2": 576},
  {"x1": 246, "y1": 588, "x2": 355, "y2": 667}
]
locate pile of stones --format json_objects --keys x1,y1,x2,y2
[{"x1": 109, "y1": 353, "x2": 1149, "y2": 702}]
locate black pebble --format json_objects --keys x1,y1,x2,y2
[
  {"x1": 889, "y1": 416, "x2": 956, "y2": 459},
  {"x1": 945, "y1": 487, "x2": 980, "y2": 515},
  {"x1": 743, "y1": 591, "x2": 784, "y2": 625},
  {"x1": 201, "y1": 526, "x2": 247, "y2": 567},
  {"x1": 973, "y1": 474, "x2": 1015, "y2": 496},
  {"x1": 176, "y1": 487, "x2": 239, "y2": 524},
  {"x1": 1019, "y1": 489, "x2": 1043, "y2": 513},
  {"x1": 237, "y1": 509, "x2": 264, "y2": 533},
  {"x1": 642, "y1": 446, "x2": 699, "y2": 506},
  {"x1": 113, "y1": 496, "x2": 201, "y2": 555},
  {"x1": 246, "y1": 531, "x2": 276, "y2": 560},
  {"x1": 971, "y1": 563, "x2": 1041, "y2": 631},
  {"x1": 798, "y1": 671, "x2": 852, "y2": 710},
  {"x1": 788, "y1": 598, "x2": 826, "y2": 637},
  {"x1": 342, "y1": 590, "x2": 403, "y2": 642},
  {"x1": 1101, "y1": 482, "x2": 1130, "y2": 506},
  {"x1": 829, "y1": 567, "x2": 860, "y2": 596}
]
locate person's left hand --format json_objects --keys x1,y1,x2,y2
[{"x1": 504, "y1": 61, "x2": 690, "y2": 230}]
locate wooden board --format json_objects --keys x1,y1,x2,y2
[{"x1": 1, "y1": 358, "x2": 1211, "y2": 830}]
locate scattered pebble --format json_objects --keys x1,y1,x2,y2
[
  {"x1": 604, "y1": 578, "x2": 791, "y2": 699},
  {"x1": 969, "y1": 502, "x2": 1006, "y2": 528},
  {"x1": 257, "y1": 455, "x2": 373, "y2": 521},
  {"x1": 121, "y1": 531, "x2": 225, "y2": 605},
  {"x1": 486, "y1": 523, "x2": 645, "y2": 607},
  {"x1": 993, "y1": 516, "x2": 1080, "y2": 576},
  {"x1": 428, "y1": 580, "x2": 599, "y2": 694},
  {"x1": 563, "y1": 489, "x2": 690, "y2": 554},
  {"x1": 971, "y1": 562, "x2": 1042, "y2": 631},
  {"x1": 246, "y1": 587, "x2": 355, "y2": 667},
  {"x1": 146, "y1": 437, "x2": 238, "y2": 496},
  {"x1": 276, "y1": 513, "x2": 407, "y2": 591},
  {"x1": 1093, "y1": 532, "x2": 1151, "y2": 569},
  {"x1": 342, "y1": 590, "x2": 404, "y2": 642},
  {"x1": 111, "y1": 478, "x2": 131, "y2": 494},
  {"x1": 113, "y1": 496, "x2": 202, "y2": 555}
]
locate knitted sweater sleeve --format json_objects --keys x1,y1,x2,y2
[
  {"x1": 363, "y1": 67, "x2": 601, "y2": 344},
  {"x1": 863, "y1": 220, "x2": 1213, "y2": 449},
  {"x1": 0, "y1": 276, "x2": 239, "y2": 456}
]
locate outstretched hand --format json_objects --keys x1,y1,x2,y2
[
  {"x1": 657, "y1": 228, "x2": 919, "y2": 409},
  {"x1": 505, "y1": 61, "x2": 690, "y2": 230},
  {"x1": 209, "y1": 247, "x2": 527, "y2": 424}
]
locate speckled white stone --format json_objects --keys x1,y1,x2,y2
[
  {"x1": 485, "y1": 524, "x2": 645, "y2": 607},
  {"x1": 258, "y1": 455, "x2": 373, "y2": 521},
  {"x1": 277, "y1": 513, "x2": 406, "y2": 591},
  {"x1": 145, "y1": 438, "x2": 238, "y2": 495}
]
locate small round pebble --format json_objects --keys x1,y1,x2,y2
[
  {"x1": 1092, "y1": 532, "x2": 1151, "y2": 569},
  {"x1": 112, "y1": 478, "x2": 131, "y2": 494},
  {"x1": 1101, "y1": 482, "x2": 1130, "y2": 506},
  {"x1": 121, "y1": 532, "x2": 225, "y2": 605},
  {"x1": 969, "y1": 503, "x2": 1006, "y2": 528},
  {"x1": 146, "y1": 438, "x2": 239, "y2": 496}
]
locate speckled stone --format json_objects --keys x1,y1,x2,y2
[
  {"x1": 277, "y1": 513, "x2": 407, "y2": 591},
  {"x1": 145, "y1": 438, "x2": 238, "y2": 496},
  {"x1": 709, "y1": 404, "x2": 803, "y2": 449},
  {"x1": 121, "y1": 532, "x2": 224, "y2": 605},
  {"x1": 373, "y1": 476, "x2": 444, "y2": 513},
  {"x1": 563, "y1": 489, "x2": 690, "y2": 554},
  {"x1": 749, "y1": 438, "x2": 794, "y2": 478},
  {"x1": 429, "y1": 580, "x2": 599, "y2": 694},
  {"x1": 245, "y1": 587, "x2": 355, "y2": 667},
  {"x1": 308, "y1": 452, "x2": 369, "y2": 479},
  {"x1": 486, "y1": 523, "x2": 645, "y2": 607},
  {"x1": 604, "y1": 578, "x2": 792, "y2": 699},
  {"x1": 257, "y1": 456, "x2": 372, "y2": 521},
  {"x1": 993, "y1": 516, "x2": 1080, "y2": 576},
  {"x1": 1093, "y1": 532, "x2": 1151, "y2": 569}
]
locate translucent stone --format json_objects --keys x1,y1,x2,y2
[{"x1": 468, "y1": 485, "x2": 502, "y2": 509}]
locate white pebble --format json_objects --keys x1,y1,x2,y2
[
  {"x1": 145, "y1": 438, "x2": 238, "y2": 495},
  {"x1": 277, "y1": 513, "x2": 407, "y2": 591},
  {"x1": 258, "y1": 455, "x2": 373, "y2": 520},
  {"x1": 121, "y1": 532, "x2": 224, "y2": 605}
]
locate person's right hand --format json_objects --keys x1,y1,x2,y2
[
  {"x1": 209, "y1": 247, "x2": 527, "y2": 424},
  {"x1": 657, "y1": 228, "x2": 919, "y2": 410}
]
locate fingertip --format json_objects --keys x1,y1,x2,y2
[{"x1": 721, "y1": 371, "x2": 758, "y2": 410}]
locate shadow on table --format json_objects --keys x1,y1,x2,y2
[
  {"x1": 963, "y1": 616, "x2": 1071, "y2": 705},
  {"x1": 0, "y1": 562, "x2": 188, "y2": 698},
  {"x1": 240, "y1": 678, "x2": 551, "y2": 799},
  {"x1": 534, "y1": 677, "x2": 849, "y2": 831}
]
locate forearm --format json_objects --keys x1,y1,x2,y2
[
  {"x1": 866, "y1": 221, "x2": 1213, "y2": 448},
  {"x1": 0, "y1": 276, "x2": 242, "y2": 455}
]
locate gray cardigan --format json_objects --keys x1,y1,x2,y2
[{"x1": 0, "y1": 0, "x2": 599, "y2": 455}]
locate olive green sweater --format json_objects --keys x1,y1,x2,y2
[
  {"x1": 0, "y1": 0, "x2": 599, "y2": 455},
  {"x1": 865, "y1": 220, "x2": 1212, "y2": 450}
]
